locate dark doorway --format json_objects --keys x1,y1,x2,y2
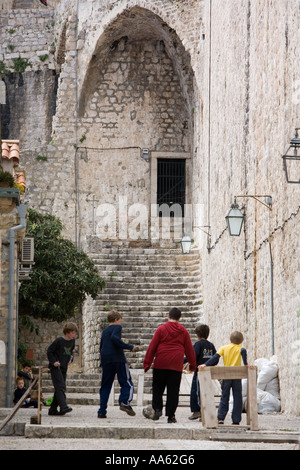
[{"x1": 157, "y1": 158, "x2": 186, "y2": 217}]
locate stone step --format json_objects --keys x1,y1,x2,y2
[
  {"x1": 41, "y1": 372, "x2": 153, "y2": 396},
  {"x1": 102, "y1": 282, "x2": 201, "y2": 290},
  {"x1": 96, "y1": 257, "x2": 182, "y2": 264},
  {"x1": 92, "y1": 247, "x2": 190, "y2": 255},
  {"x1": 13, "y1": 0, "x2": 35, "y2": 9},
  {"x1": 115, "y1": 317, "x2": 201, "y2": 324},
  {"x1": 99, "y1": 274, "x2": 201, "y2": 283},
  {"x1": 95, "y1": 302, "x2": 202, "y2": 310},
  {"x1": 98, "y1": 266, "x2": 200, "y2": 275},
  {"x1": 96, "y1": 294, "x2": 201, "y2": 303}
]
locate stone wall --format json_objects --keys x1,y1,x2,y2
[
  {"x1": 0, "y1": 196, "x2": 25, "y2": 407},
  {"x1": 0, "y1": 0, "x2": 299, "y2": 414},
  {"x1": 18, "y1": 313, "x2": 81, "y2": 369},
  {"x1": 197, "y1": 0, "x2": 300, "y2": 416},
  {"x1": 0, "y1": 6, "x2": 55, "y2": 72}
]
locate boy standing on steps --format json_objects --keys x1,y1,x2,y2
[
  {"x1": 47, "y1": 322, "x2": 78, "y2": 416},
  {"x1": 98, "y1": 310, "x2": 136, "y2": 418}
]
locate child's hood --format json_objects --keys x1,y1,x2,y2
[{"x1": 161, "y1": 321, "x2": 186, "y2": 340}]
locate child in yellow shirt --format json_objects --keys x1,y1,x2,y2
[{"x1": 199, "y1": 331, "x2": 247, "y2": 425}]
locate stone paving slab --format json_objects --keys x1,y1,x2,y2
[{"x1": 1, "y1": 405, "x2": 299, "y2": 444}]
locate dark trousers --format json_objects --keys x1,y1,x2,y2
[
  {"x1": 218, "y1": 379, "x2": 243, "y2": 424},
  {"x1": 21, "y1": 400, "x2": 38, "y2": 409},
  {"x1": 98, "y1": 362, "x2": 134, "y2": 415},
  {"x1": 152, "y1": 368, "x2": 182, "y2": 418},
  {"x1": 49, "y1": 366, "x2": 68, "y2": 412},
  {"x1": 190, "y1": 370, "x2": 201, "y2": 413}
]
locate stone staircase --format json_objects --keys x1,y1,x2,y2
[
  {"x1": 41, "y1": 372, "x2": 101, "y2": 406},
  {"x1": 65, "y1": 245, "x2": 203, "y2": 402},
  {"x1": 13, "y1": 0, "x2": 35, "y2": 9},
  {"x1": 41, "y1": 370, "x2": 193, "y2": 407},
  {"x1": 84, "y1": 246, "x2": 203, "y2": 372}
]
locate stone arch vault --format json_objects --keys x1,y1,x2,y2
[{"x1": 74, "y1": 5, "x2": 198, "y2": 244}]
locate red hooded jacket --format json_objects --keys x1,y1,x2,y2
[{"x1": 143, "y1": 321, "x2": 196, "y2": 373}]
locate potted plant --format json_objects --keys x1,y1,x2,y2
[{"x1": 0, "y1": 170, "x2": 15, "y2": 188}]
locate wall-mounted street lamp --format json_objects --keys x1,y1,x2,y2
[
  {"x1": 282, "y1": 128, "x2": 300, "y2": 184},
  {"x1": 226, "y1": 195, "x2": 272, "y2": 237},
  {"x1": 225, "y1": 194, "x2": 274, "y2": 355},
  {"x1": 181, "y1": 234, "x2": 192, "y2": 254},
  {"x1": 225, "y1": 201, "x2": 245, "y2": 237}
]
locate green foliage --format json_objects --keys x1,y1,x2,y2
[
  {"x1": 20, "y1": 315, "x2": 39, "y2": 335},
  {"x1": 36, "y1": 155, "x2": 48, "y2": 162},
  {"x1": 12, "y1": 57, "x2": 32, "y2": 73},
  {"x1": 0, "y1": 60, "x2": 10, "y2": 78},
  {"x1": 39, "y1": 54, "x2": 49, "y2": 62},
  {"x1": 0, "y1": 170, "x2": 15, "y2": 187},
  {"x1": 19, "y1": 209, "x2": 105, "y2": 323},
  {"x1": 17, "y1": 340, "x2": 33, "y2": 370}
]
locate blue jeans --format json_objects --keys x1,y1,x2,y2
[
  {"x1": 190, "y1": 370, "x2": 201, "y2": 413},
  {"x1": 98, "y1": 362, "x2": 134, "y2": 415},
  {"x1": 218, "y1": 379, "x2": 243, "y2": 424}
]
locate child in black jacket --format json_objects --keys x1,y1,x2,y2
[
  {"x1": 188, "y1": 324, "x2": 216, "y2": 420},
  {"x1": 47, "y1": 322, "x2": 77, "y2": 416}
]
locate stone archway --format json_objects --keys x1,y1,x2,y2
[{"x1": 76, "y1": 6, "x2": 196, "y2": 245}]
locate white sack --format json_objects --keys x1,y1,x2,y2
[
  {"x1": 257, "y1": 389, "x2": 281, "y2": 414},
  {"x1": 256, "y1": 356, "x2": 279, "y2": 391},
  {"x1": 265, "y1": 377, "x2": 280, "y2": 399}
]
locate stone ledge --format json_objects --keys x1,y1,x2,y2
[{"x1": 24, "y1": 423, "x2": 300, "y2": 444}]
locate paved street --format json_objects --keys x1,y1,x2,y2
[
  {"x1": 0, "y1": 436, "x2": 297, "y2": 450},
  {"x1": 0, "y1": 404, "x2": 299, "y2": 451}
]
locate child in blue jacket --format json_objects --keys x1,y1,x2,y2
[{"x1": 98, "y1": 310, "x2": 136, "y2": 418}]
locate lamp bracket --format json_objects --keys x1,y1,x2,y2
[
  {"x1": 193, "y1": 225, "x2": 211, "y2": 236},
  {"x1": 235, "y1": 195, "x2": 272, "y2": 211}
]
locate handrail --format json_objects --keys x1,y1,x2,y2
[{"x1": 0, "y1": 366, "x2": 47, "y2": 432}]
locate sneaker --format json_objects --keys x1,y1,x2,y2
[
  {"x1": 98, "y1": 413, "x2": 107, "y2": 419},
  {"x1": 48, "y1": 409, "x2": 59, "y2": 416},
  {"x1": 152, "y1": 410, "x2": 162, "y2": 421},
  {"x1": 188, "y1": 412, "x2": 201, "y2": 420},
  {"x1": 60, "y1": 407, "x2": 72, "y2": 415},
  {"x1": 40, "y1": 0, "x2": 48, "y2": 5},
  {"x1": 120, "y1": 403, "x2": 136, "y2": 416},
  {"x1": 218, "y1": 419, "x2": 224, "y2": 425},
  {"x1": 168, "y1": 416, "x2": 177, "y2": 424}
]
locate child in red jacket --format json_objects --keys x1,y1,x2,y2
[{"x1": 143, "y1": 307, "x2": 196, "y2": 423}]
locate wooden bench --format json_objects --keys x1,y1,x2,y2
[{"x1": 198, "y1": 366, "x2": 258, "y2": 431}]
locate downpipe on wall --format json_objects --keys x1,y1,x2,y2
[
  {"x1": 6, "y1": 204, "x2": 27, "y2": 407},
  {"x1": 269, "y1": 241, "x2": 275, "y2": 356}
]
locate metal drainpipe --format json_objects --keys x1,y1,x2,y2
[
  {"x1": 269, "y1": 241, "x2": 275, "y2": 356},
  {"x1": 6, "y1": 204, "x2": 27, "y2": 407}
]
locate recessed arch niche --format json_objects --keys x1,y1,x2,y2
[{"x1": 77, "y1": 6, "x2": 196, "y2": 243}]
